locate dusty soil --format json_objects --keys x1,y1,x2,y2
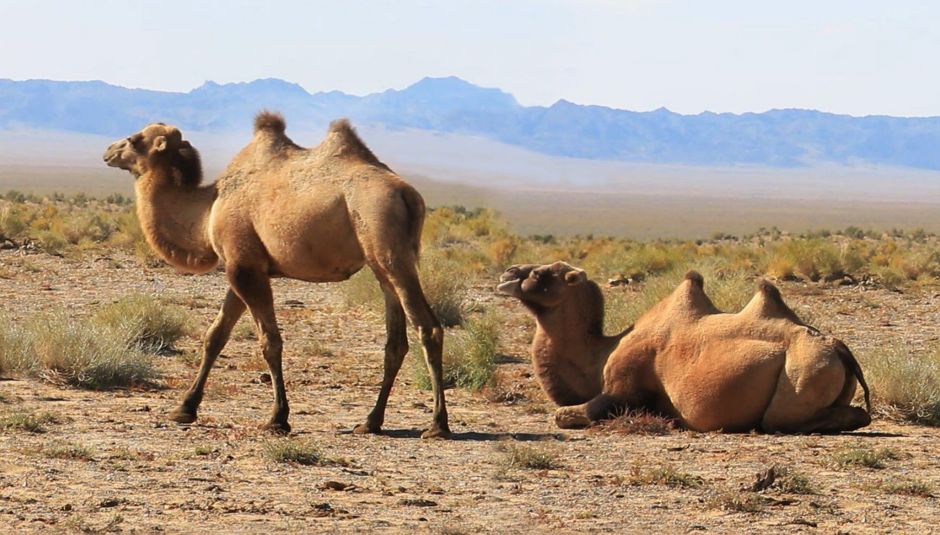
[{"x1": 1, "y1": 250, "x2": 939, "y2": 534}]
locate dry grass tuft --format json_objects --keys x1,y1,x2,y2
[
  {"x1": 832, "y1": 445, "x2": 899, "y2": 469},
  {"x1": 594, "y1": 409, "x2": 676, "y2": 436},
  {"x1": 262, "y1": 439, "x2": 333, "y2": 466},
  {"x1": 624, "y1": 464, "x2": 703, "y2": 488},
  {"x1": 706, "y1": 491, "x2": 767, "y2": 513},
  {"x1": 42, "y1": 440, "x2": 94, "y2": 461},
  {"x1": 865, "y1": 479, "x2": 934, "y2": 498},
  {"x1": 498, "y1": 443, "x2": 562, "y2": 470},
  {"x1": 0, "y1": 411, "x2": 62, "y2": 433}
]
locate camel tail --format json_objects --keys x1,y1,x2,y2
[
  {"x1": 400, "y1": 185, "x2": 426, "y2": 260},
  {"x1": 835, "y1": 341, "x2": 872, "y2": 414}
]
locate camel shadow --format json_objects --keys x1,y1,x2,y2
[
  {"x1": 836, "y1": 430, "x2": 905, "y2": 438},
  {"x1": 340, "y1": 428, "x2": 567, "y2": 442}
]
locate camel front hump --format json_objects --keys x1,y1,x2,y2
[{"x1": 659, "y1": 339, "x2": 786, "y2": 432}]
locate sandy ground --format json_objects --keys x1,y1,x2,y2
[{"x1": 1, "y1": 250, "x2": 939, "y2": 534}]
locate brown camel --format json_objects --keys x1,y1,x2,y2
[
  {"x1": 498, "y1": 262, "x2": 871, "y2": 433},
  {"x1": 103, "y1": 112, "x2": 449, "y2": 438}
]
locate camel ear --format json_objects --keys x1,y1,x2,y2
[
  {"x1": 565, "y1": 270, "x2": 587, "y2": 286},
  {"x1": 152, "y1": 136, "x2": 168, "y2": 153}
]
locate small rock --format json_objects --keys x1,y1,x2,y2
[
  {"x1": 318, "y1": 481, "x2": 351, "y2": 491},
  {"x1": 99, "y1": 498, "x2": 121, "y2": 508},
  {"x1": 258, "y1": 373, "x2": 272, "y2": 384},
  {"x1": 284, "y1": 299, "x2": 305, "y2": 307},
  {"x1": 750, "y1": 465, "x2": 781, "y2": 492},
  {"x1": 399, "y1": 498, "x2": 437, "y2": 507}
]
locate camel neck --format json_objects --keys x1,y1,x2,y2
[
  {"x1": 535, "y1": 304, "x2": 622, "y2": 363},
  {"x1": 134, "y1": 176, "x2": 219, "y2": 273}
]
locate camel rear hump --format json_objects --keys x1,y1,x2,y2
[
  {"x1": 738, "y1": 279, "x2": 804, "y2": 324},
  {"x1": 320, "y1": 119, "x2": 388, "y2": 168}
]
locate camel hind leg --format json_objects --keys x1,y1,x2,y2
[
  {"x1": 761, "y1": 339, "x2": 868, "y2": 434},
  {"x1": 791, "y1": 406, "x2": 871, "y2": 433},
  {"x1": 354, "y1": 274, "x2": 408, "y2": 435},
  {"x1": 374, "y1": 259, "x2": 449, "y2": 438}
]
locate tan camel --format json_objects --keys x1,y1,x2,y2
[
  {"x1": 103, "y1": 112, "x2": 449, "y2": 438},
  {"x1": 498, "y1": 263, "x2": 871, "y2": 433}
]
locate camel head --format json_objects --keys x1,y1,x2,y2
[
  {"x1": 497, "y1": 261, "x2": 588, "y2": 310},
  {"x1": 103, "y1": 123, "x2": 202, "y2": 185}
]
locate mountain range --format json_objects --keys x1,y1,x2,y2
[{"x1": 1, "y1": 76, "x2": 939, "y2": 170}]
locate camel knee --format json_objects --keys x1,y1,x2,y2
[
  {"x1": 260, "y1": 331, "x2": 284, "y2": 361},
  {"x1": 418, "y1": 325, "x2": 443, "y2": 354}
]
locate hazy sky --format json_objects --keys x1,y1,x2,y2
[{"x1": 1, "y1": 0, "x2": 937, "y2": 116}]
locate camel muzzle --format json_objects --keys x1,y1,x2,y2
[{"x1": 496, "y1": 279, "x2": 522, "y2": 297}]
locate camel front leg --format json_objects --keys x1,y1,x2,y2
[
  {"x1": 228, "y1": 267, "x2": 290, "y2": 434},
  {"x1": 170, "y1": 289, "x2": 246, "y2": 424},
  {"x1": 354, "y1": 280, "x2": 408, "y2": 434},
  {"x1": 554, "y1": 393, "x2": 623, "y2": 429}
]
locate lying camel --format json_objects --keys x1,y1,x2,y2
[
  {"x1": 498, "y1": 262, "x2": 871, "y2": 433},
  {"x1": 104, "y1": 113, "x2": 449, "y2": 438}
]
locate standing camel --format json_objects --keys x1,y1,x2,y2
[{"x1": 103, "y1": 112, "x2": 449, "y2": 438}]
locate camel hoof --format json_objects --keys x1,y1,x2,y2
[
  {"x1": 169, "y1": 407, "x2": 197, "y2": 424},
  {"x1": 554, "y1": 407, "x2": 590, "y2": 429},
  {"x1": 421, "y1": 426, "x2": 452, "y2": 439},
  {"x1": 261, "y1": 421, "x2": 291, "y2": 435},
  {"x1": 352, "y1": 422, "x2": 382, "y2": 435}
]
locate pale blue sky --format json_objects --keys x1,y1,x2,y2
[{"x1": 1, "y1": 0, "x2": 937, "y2": 116}]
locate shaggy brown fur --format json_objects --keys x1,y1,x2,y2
[
  {"x1": 104, "y1": 113, "x2": 450, "y2": 438},
  {"x1": 499, "y1": 264, "x2": 871, "y2": 434}
]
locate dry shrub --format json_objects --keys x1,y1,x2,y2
[
  {"x1": 93, "y1": 294, "x2": 191, "y2": 352},
  {"x1": 0, "y1": 312, "x2": 159, "y2": 390},
  {"x1": 766, "y1": 239, "x2": 843, "y2": 281},
  {"x1": 859, "y1": 342, "x2": 940, "y2": 426},
  {"x1": 340, "y1": 256, "x2": 469, "y2": 328},
  {"x1": 340, "y1": 269, "x2": 384, "y2": 312}
]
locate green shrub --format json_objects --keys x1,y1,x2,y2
[{"x1": 412, "y1": 309, "x2": 501, "y2": 391}]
